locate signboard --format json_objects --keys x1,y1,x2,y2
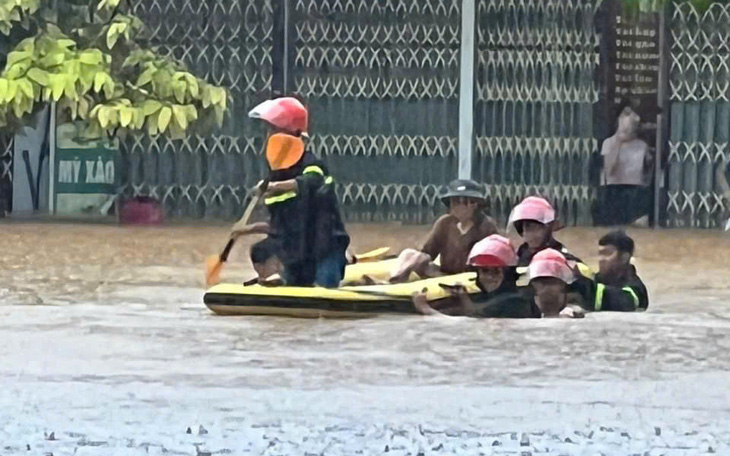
[
  {"x1": 597, "y1": 0, "x2": 663, "y2": 144},
  {"x1": 614, "y1": 11, "x2": 661, "y2": 131},
  {"x1": 53, "y1": 123, "x2": 119, "y2": 215},
  {"x1": 12, "y1": 107, "x2": 50, "y2": 214}
]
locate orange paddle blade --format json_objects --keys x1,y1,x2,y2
[{"x1": 205, "y1": 255, "x2": 223, "y2": 286}]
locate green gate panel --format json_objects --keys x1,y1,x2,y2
[{"x1": 667, "y1": 1, "x2": 730, "y2": 228}]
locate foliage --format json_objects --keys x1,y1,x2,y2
[{"x1": 0, "y1": 0, "x2": 228, "y2": 139}]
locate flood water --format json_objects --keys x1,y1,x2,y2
[{"x1": 1, "y1": 221, "x2": 730, "y2": 455}]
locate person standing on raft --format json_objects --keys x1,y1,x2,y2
[
  {"x1": 389, "y1": 179, "x2": 499, "y2": 283},
  {"x1": 231, "y1": 96, "x2": 350, "y2": 287}
]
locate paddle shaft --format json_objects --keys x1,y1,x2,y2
[{"x1": 220, "y1": 183, "x2": 266, "y2": 262}]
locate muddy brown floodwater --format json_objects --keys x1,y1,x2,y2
[{"x1": 1, "y1": 221, "x2": 730, "y2": 455}]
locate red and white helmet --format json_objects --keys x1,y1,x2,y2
[
  {"x1": 528, "y1": 248, "x2": 575, "y2": 284},
  {"x1": 508, "y1": 196, "x2": 556, "y2": 233},
  {"x1": 248, "y1": 97, "x2": 308, "y2": 135},
  {"x1": 467, "y1": 235, "x2": 518, "y2": 268}
]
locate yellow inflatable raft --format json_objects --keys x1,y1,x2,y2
[{"x1": 204, "y1": 272, "x2": 479, "y2": 318}]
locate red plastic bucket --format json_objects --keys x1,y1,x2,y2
[{"x1": 118, "y1": 196, "x2": 163, "y2": 225}]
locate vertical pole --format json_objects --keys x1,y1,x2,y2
[
  {"x1": 283, "y1": 0, "x2": 290, "y2": 93},
  {"x1": 654, "y1": 7, "x2": 668, "y2": 228},
  {"x1": 48, "y1": 102, "x2": 56, "y2": 214},
  {"x1": 458, "y1": 0, "x2": 476, "y2": 180}
]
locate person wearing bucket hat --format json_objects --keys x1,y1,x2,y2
[
  {"x1": 390, "y1": 179, "x2": 498, "y2": 283},
  {"x1": 413, "y1": 234, "x2": 540, "y2": 318},
  {"x1": 231, "y1": 96, "x2": 350, "y2": 287}
]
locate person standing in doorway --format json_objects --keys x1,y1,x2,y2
[{"x1": 594, "y1": 100, "x2": 654, "y2": 226}]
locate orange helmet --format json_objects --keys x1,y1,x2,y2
[
  {"x1": 249, "y1": 97, "x2": 308, "y2": 135},
  {"x1": 467, "y1": 235, "x2": 518, "y2": 268}
]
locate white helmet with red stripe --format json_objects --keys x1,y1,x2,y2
[
  {"x1": 248, "y1": 97, "x2": 308, "y2": 135},
  {"x1": 508, "y1": 196, "x2": 556, "y2": 234},
  {"x1": 467, "y1": 235, "x2": 518, "y2": 268},
  {"x1": 528, "y1": 248, "x2": 575, "y2": 284}
]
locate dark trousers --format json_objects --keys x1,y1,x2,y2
[{"x1": 594, "y1": 185, "x2": 651, "y2": 226}]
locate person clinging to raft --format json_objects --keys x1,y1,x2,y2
[
  {"x1": 527, "y1": 248, "x2": 581, "y2": 318},
  {"x1": 589, "y1": 230, "x2": 649, "y2": 312},
  {"x1": 508, "y1": 196, "x2": 594, "y2": 309},
  {"x1": 389, "y1": 179, "x2": 498, "y2": 283},
  {"x1": 231, "y1": 96, "x2": 350, "y2": 287},
  {"x1": 412, "y1": 235, "x2": 538, "y2": 318},
  {"x1": 412, "y1": 240, "x2": 582, "y2": 319}
]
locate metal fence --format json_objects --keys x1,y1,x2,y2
[
  {"x1": 667, "y1": 1, "x2": 730, "y2": 228},
  {"x1": 291, "y1": 0, "x2": 461, "y2": 223},
  {"x1": 122, "y1": 0, "x2": 273, "y2": 219},
  {"x1": 122, "y1": 0, "x2": 602, "y2": 224},
  {"x1": 1, "y1": 0, "x2": 729, "y2": 229},
  {"x1": 473, "y1": 0, "x2": 600, "y2": 225}
]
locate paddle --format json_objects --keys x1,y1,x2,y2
[{"x1": 205, "y1": 183, "x2": 266, "y2": 286}]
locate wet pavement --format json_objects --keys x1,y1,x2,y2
[{"x1": 1, "y1": 222, "x2": 729, "y2": 455}]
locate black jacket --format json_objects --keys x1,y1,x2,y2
[
  {"x1": 592, "y1": 266, "x2": 649, "y2": 312},
  {"x1": 516, "y1": 238, "x2": 583, "y2": 266},
  {"x1": 266, "y1": 151, "x2": 350, "y2": 285},
  {"x1": 471, "y1": 280, "x2": 541, "y2": 319},
  {"x1": 517, "y1": 239, "x2": 593, "y2": 307}
]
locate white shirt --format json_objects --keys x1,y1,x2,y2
[{"x1": 600, "y1": 134, "x2": 651, "y2": 187}]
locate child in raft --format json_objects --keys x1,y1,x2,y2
[
  {"x1": 389, "y1": 179, "x2": 499, "y2": 283},
  {"x1": 240, "y1": 237, "x2": 381, "y2": 287},
  {"x1": 412, "y1": 236, "x2": 581, "y2": 318},
  {"x1": 242, "y1": 238, "x2": 285, "y2": 286},
  {"x1": 589, "y1": 230, "x2": 649, "y2": 312}
]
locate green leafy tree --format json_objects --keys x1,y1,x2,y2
[{"x1": 0, "y1": 0, "x2": 228, "y2": 139}]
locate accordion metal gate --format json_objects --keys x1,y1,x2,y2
[{"x1": 5, "y1": 0, "x2": 723, "y2": 230}]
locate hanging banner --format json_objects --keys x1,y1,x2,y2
[
  {"x1": 53, "y1": 123, "x2": 119, "y2": 215},
  {"x1": 598, "y1": 0, "x2": 662, "y2": 140},
  {"x1": 614, "y1": 10, "x2": 661, "y2": 132},
  {"x1": 12, "y1": 107, "x2": 51, "y2": 214}
]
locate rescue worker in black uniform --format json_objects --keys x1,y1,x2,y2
[
  {"x1": 232, "y1": 96, "x2": 350, "y2": 287},
  {"x1": 590, "y1": 230, "x2": 649, "y2": 312}
]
